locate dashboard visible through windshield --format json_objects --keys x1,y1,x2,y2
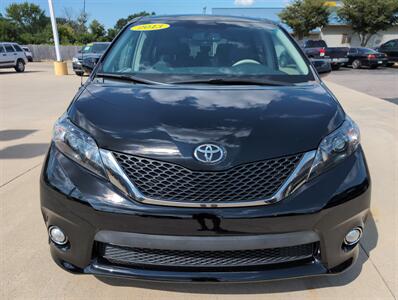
[{"x1": 99, "y1": 18, "x2": 313, "y2": 84}]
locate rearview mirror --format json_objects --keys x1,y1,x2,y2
[{"x1": 81, "y1": 57, "x2": 99, "y2": 74}]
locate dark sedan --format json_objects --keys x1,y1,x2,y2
[
  {"x1": 376, "y1": 39, "x2": 398, "y2": 66},
  {"x1": 72, "y1": 42, "x2": 110, "y2": 76},
  {"x1": 347, "y1": 48, "x2": 388, "y2": 69}
]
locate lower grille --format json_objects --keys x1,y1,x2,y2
[{"x1": 99, "y1": 243, "x2": 317, "y2": 269}]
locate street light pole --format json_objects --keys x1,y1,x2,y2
[
  {"x1": 48, "y1": 0, "x2": 61, "y2": 61},
  {"x1": 47, "y1": 0, "x2": 68, "y2": 75}
]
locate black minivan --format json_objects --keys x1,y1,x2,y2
[{"x1": 40, "y1": 15, "x2": 371, "y2": 282}]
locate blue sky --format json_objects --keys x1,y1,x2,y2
[{"x1": 0, "y1": 0, "x2": 291, "y2": 28}]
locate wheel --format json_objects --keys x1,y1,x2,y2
[
  {"x1": 386, "y1": 62, "x2": 395, "y2": 67},
  {"x1": 370, "y1": 65, "x2": 378, "y2": 69},
  {"x1": 352, "y1": 60, "x2": 361, "y2": 69},
  {"x1": 14, "y1": 59, "x2": 25, "y2": 72},
  {"x1": 75, "y1": 71, "x2": 84, "y2": 76},
  {"x1": 331, "y1": 64, "x2": 340, "y2": 71}
]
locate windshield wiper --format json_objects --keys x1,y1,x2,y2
[
  {"x1": 170, "y1": 78, "x2": 293, "y2": 86},
  {"x1": 95, "y1": 73, "x2": 162, "y2": 85}
]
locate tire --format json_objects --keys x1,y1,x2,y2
[
  {"x1": 352, "y1": 60, "x2": 361, "y2": 69},
  {"x1": 386, "y1": 62, "x2": 395, "y2": 67},
  {"x1": 14, "y1": 59, "x2": 25, "y2": 72},
  {"x1": 370, "y1": 65, "x2": 378, "y2": 69},
  {"x1": 75, "y1": 71, "x2": 84, "y2": 76},
  {"x1": 331, "y1": 64, "x2": 340, "y2": 71}
]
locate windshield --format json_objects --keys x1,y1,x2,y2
[
  {"x1": 82, "y1": 43, "x2": 109, "y2": 54},
  {"x1": 360, "y1": 48, "x2": 378, "y2": 54},
  {"x1": 100, "y1": 19, "x2": 313, "y2": 83}
]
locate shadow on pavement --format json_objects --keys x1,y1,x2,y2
[
  {"x1": 0, "y1": 70, "x2": 44, "y2": 75},
  {"x1": 96, "y1": 213, "x2": 378, "y2": 294},
  {"x1": 382, "y1": 97, "x2": 398, "y2": 105},
  {"x1": 360, "y1": 212, "x2": 378, "y2": 255},
  {"x1": 0, "y1": 70, "x2": 45, "y2": 76},
  {"x1": 0, "y1": 143, "x2": 49, "y2": 159},
  {"x1": 0, "y1": 129, "x2": 37, "y2": 141}
]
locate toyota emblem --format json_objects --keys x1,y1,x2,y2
[{"x1": 194, "y1": 144, "x2": 225, "y2": 164}]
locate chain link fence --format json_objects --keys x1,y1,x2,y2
[{"x1": 25, "y1": 45, "x2": 81, "y2": 61}]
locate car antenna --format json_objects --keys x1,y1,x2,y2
[{"x1": 80, "y1": 0, "x2": 86, "y2": 86}]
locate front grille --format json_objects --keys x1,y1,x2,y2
[
  {"x1": 100, "y1": 243, "x2": 317, "y2": 269},
  {"x1": 112, "y1": 152, "x2": 302, "y2": 204}
]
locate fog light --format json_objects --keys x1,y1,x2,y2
[
  {"x1": 344, "y1": 227, "x2": 362, "y2": 246},
  {"x1": 49, "y1": 226, "x2": 67, "y2": 245}
]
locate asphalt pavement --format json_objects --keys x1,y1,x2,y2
[
  {"x1": 327, "y1": 66, "x2": 398, "y2": 105},
  {"x1": 0, "y1": 62, "x2": 397, "y2": 299}
]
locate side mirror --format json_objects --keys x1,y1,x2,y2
[
  {"x1": 81, "y1": 57, "x2": 99, "y2": 74},
  {"x1": 312, "y1": 59, "x2": 332, "y2": 76}
]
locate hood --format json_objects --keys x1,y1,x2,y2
[{"x1": 68, "y1": 80, "x2": 344, "y2": 170}]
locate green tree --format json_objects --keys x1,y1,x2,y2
[
  {"x1": 0, "y1": 15, "x2": 19, "y2": 42},
  {"x1": 5, "y1": 2, "x2": 48, "y2": 34},
  {"x1": 58, "y1": 23, "x2": 77, "y2": 44},
  {"x1": 113, "y1": 11, "x2": 155, "y2": 32},
  {"x1": 89, "y1": 19, "x2": 106, "y2": 40},
  {"x1": 279, "y1": 0, "x2": 330, "y2": 40},
  {"x1": 338, "y1": 0, "x2": 398, "y2": 46},
  {"x1": 106, "y1": 28, "x2": 118, "y2": 41}
]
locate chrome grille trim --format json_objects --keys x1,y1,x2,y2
[{"x1": 100, "y1": 149, "x2": 316, "y2": 208}]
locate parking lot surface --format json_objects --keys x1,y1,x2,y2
[
  {"x1": 1, "y1": 62, "x2": 397, "y2": 299},
  {"x1": 327, "y1": 66, "x2": 398, "y2": 104}
]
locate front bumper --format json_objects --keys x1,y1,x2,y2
[
  {"x1": 40, "y1": 145, "x2": 371, "y2": 282},
  {"x1": 72, "y1": 61, "x2": 83, "y2": 72}
]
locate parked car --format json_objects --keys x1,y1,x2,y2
[
  {"x1": 41, "y1": 15, "x2": 371, "y2": 282},
  {"x1": 347, "y1": 47, "x2": 388, "y2": 69},
  {"x1": 22, "y1": 46, "x2": 33, "y2": 62},
  {"x1": 376, "y1": 39, "x2": 398, "y2": 67},
  {"x1": 0, "y1": 42, "x2": 28, "y2": 72},
  {"x1": 302, "y1": 40, "x2": 348, "y2": 70},
  {"x1": 311, "y1": 58, "x2": 332, "y2": 74},
  {"x1": 72, "y1": 42, "x2": 110, "y2": 75}
]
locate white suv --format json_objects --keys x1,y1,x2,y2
[{"x1": 0, "y1": 42, "x2": 28, "y2": 72}]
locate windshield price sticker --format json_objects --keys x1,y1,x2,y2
[{"x1": 131, "y1": 24, "x2": 170, "y2": 31}]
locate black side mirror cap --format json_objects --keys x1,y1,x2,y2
[
  {"x1": 311, "y1": 59, "x2": 332, "y2": 76},
  {"x1": 81, "y1": 57, "x2": 100, "y2": 74}
]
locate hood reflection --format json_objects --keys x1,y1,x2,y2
[{"x1": 69, "y1": 82, "x2": 344, "y2": 168}]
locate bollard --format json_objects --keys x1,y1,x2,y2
[{"x1": 54, "y1": 61, "x2": 68, "y2": 76}]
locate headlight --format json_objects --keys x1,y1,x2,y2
[
  {"x1": 308, "y1": 116, "x2": 360, "y2": 179},
  {"x1": 72, "y1": 57, "x2": 80, "y2": 63},
  {"x1": 53, "y1": 114, "x2": 107, "y2": 179}
]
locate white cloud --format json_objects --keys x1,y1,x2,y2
[{"x1": 234, "y1": 0, "x2": 255, "y2": 6}]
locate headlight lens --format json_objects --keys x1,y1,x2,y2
[
  {"x1": 53, "y1": 114, "x2": 107, "y2": 178},
  {"x1": 308, "y1": 116, "x2": 360, "y2": 179},
  {"x1": 72, "y1": 57, "x2": 80, "y2": 63}
]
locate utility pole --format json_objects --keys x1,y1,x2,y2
[{"x1": 47, "y1": 0, "x2": 68, "y2": 75}]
